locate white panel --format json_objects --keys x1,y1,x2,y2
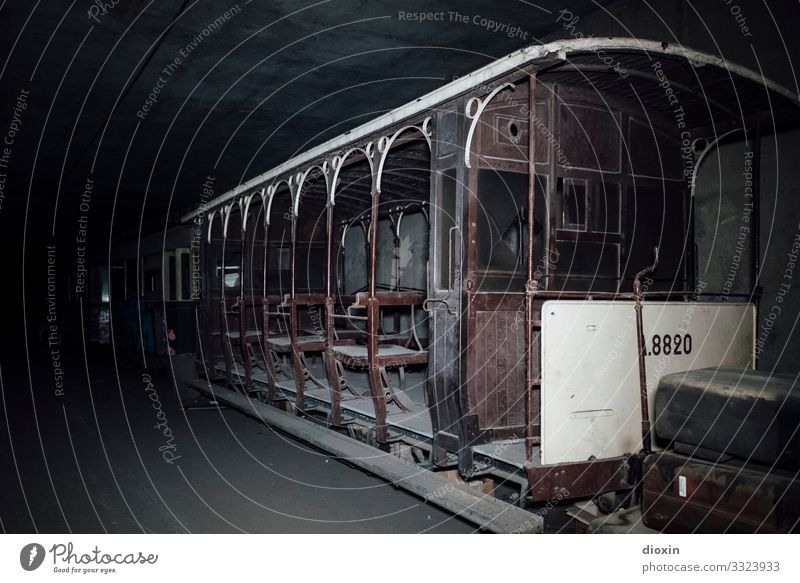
[{"x1": 540, "y1": 300, "x2": 755, "y2": 465}]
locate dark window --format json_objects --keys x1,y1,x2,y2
[
  {"x1": 475, "y1": 169, "x2": 529, "y2": 291},
  {"x1": 623, "y1": 186, "x2": 688, "y2": 290},
  {"x1": 560, "y1": 177, "x2": 587, "y2": 231},
  {"x1": 180, "y1": 251, "x2": 190, "y2": 299}
]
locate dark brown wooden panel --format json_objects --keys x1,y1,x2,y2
[{"x1": 469, "y1": 302, "x2": 527, "y2": 431}]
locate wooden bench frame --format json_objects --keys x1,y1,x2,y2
[{"x1": 331, "y1": 291, "x2": 428, "y2": 442}]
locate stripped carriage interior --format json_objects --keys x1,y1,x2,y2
[{"x1": 187, "y1": 38, "x2": 800, "y2": 510}]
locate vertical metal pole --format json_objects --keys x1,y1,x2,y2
[
  {"x1": 752, "y1": 118, "x2": 762, "y2": 300},
  {"x1": 369, "y1": 187, "x2": 379, "y2": 298},
  {"x1": 268, "y1": 212, "x2": 269, "y2": 298},
  {"x1": 289, "y1": 199, "x2": 306, "y2": 411},
  {"x1": 290, "y1": 212, "x2": 297, "y2": 301},
  {"x1": 240, "y1": 211, "x2": 252, "y2": 393},
  {"x1": 367, "y1": 163, "x2": 388, "y2": 441},
  {"x1": 220, "y1": 211, "x2": 233, "y2": 387},
  {"x1": 240, "y1": 217, "x2": 246, "y2": 302},
  {"x1": 262, "y1": 216, "x2": 277, "y2": 401},
  {"x1": 324, "y1": 199, "x2": 343, "y2": 425},
  {"x1": 525, "y1": 72, "x2": 537, "y2": 461},
  {"x1": 326, "y1": 203, "x2": 334, "y2": 298},
  {"x1": 633, "y1": 247, "x2": 659, "y2": 454}
]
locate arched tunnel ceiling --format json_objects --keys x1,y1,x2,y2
[
  {"x1": 0, "y1": 0, "x2": 607, "y2": 224},
  {"x1": 1, "y1": 0, "x2": 799, "y2": 240}
]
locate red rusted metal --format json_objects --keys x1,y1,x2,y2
[
  {"x1": 525, "y1": 71, "x2": 537, "y2": 461},
  {"x1": 287, "y1": 213, "x2": 308, "y2": 412},
  {"x1": 633, "y1": 246, "x2": 659, "y2": 453},
  {"x1": 524, "y1": 456, "x2": 633, "y2": 502}
]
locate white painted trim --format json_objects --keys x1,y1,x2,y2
[
  {"x1": 330, "y1": 145, "x2": 374, "y2": 204},
  {"x1": 375, "y1": 118, "x2": 432, "y2": 193}
]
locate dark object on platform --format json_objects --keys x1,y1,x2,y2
[
  {"x1": 588, "y1": 507, "x2": 657, "y2": 534},
  {"x1": 654, "y1": 367, "x2": 800, "y2": 471},
  {"x1": 642, "y1": 451, "x2": 800, "y2": 533}
]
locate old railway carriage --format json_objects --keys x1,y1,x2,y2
[{"x1": 183, "y1": 39, "x2": 800, "y2": 506}]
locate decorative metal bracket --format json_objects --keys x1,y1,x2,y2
[
  {"x1": 206, "y1": 209, "x2": 217, "y2": 244},
  {"x1": 329, "y1": 143, "x2": 374, "y2": 206},
  {"x1": 293, "y1": 161, "x2": 331, "y2": 216},
  {"x1": 242, "y1": 192, "x2": 257, "y2": 232},
  {"x1": 464, "y1": 82, "x2": 515, "y2": 168},
  {"x1": 222, "y1": 203, "x2": 234, "y2": 239},
  {"x1": 266, "y1": 178, "x2": 292, "y2": 224},
  {"x1": 376, "y1": 117, "x2": 432, "y2": 194}
]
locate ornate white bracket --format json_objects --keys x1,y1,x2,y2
[
  {"x1": 293, "y1": 161, "x2": 331, "y2": 216},
  {"x1": 267, "y1": 179, "x2": 292, "y2": 224},
  {"x1": 329, "y1": 143, "x2": 374, "y2": 205},
  {"x1": 376, "y1": 117, "x2": 432, "y2": 194},
  {"x1": 222, "y1": 203, "x2": 235, "y2": 239},
  {"x1": 464, "y1": 82, "x2": 515, "y2": 168},
  {"x1": 207, "y1": 209, "x2": 217, "y2": 243},
  {"x1": 253, "y1": 187, "x2": 267, "y2": 226},
  {"x1": 241, "y1": 192, "x2": 256, "y2": 232}
]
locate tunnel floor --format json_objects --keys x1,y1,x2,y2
[{"x1": 0, "y1": 344, "x2": 475, "y2": 533}]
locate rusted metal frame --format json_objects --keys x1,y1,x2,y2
[
  {"x1": 199, "y1": 216, "x2": 216, "y2": 377},
  {"x1": 355, "y1": 291, "x2": 425, "y2": 307},
  {"x1": 292, "y1": 293, "x2": 327, "y2": 305},
  {"x1": 524, "y1": 456, "x2": 633, "y2": 502},
  {"x1": 219, "y1": 207, "x2": 235, "y2": 388},
  {"x1": 525, "y1": 71, "x2": 538, "y2": 461},
  {"x1": 204, "y1": 217, "x2": 229, "y2": 379},
  {"x1": 324, "y1": 296, "x2": 343, "y2": 424},
  {"x1": 325, "y1": 193, "x2": 363, "y2": 425},
  {"x1": 545, "y1": 84, "x2": 559, "y2": 287},
  {"x1": 195, "y1": 225, "x2": 208, "y2": 374},
  {"x1": 243, "y1": 197, "x2": 272, "y2": 397},
  {"x1": 458, "y1": 127, "x2": 480, "y2": 473},
  {"x1": 261, "y1": 219, "x2": 280, "y2": 402},
  {"x1": 424, "y1": 112, "x2": 452, "y2": 465},
  {"x1": 377, "y1": 352, "x2": 428, "y2": 367},
  {"x1": 298, "y1": 164, "x2": 347, "y2": 426},
  {"x1": 633, "y1": 247, "x2": 660, "y2": 454},
  {"x1": 468, "y1": 292, "x2": 524, "y2": 311},
  {"x1": 366, "y1": 297, "x2": 390, "y2": 442},
  {"x1": 364, "y1": 149, "x2": 391, "y2": 441},
  {"x1": 287, "y1": 205, "x2": 309, "y2": 412},
  {"x1": 237, "y1": 209, "x2": 256, "y2": 395},
  {"x1": 360, "y1": 124, "x2": 435, "y2": 441},
  {"x1": 329, "y1": 162, "x2": 376, "y2": 370},
  {"x1": 287, "y1": 188, "x2": 332, "y2": 411}
]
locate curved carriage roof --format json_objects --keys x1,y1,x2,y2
[{"x1": 183, "y1": 37, "x2": 800, "y2": 222}]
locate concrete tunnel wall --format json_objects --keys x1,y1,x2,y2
[{"x1": 695, "y1": 128, "x2": 800, "y2": 374}]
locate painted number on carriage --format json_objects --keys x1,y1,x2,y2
[{"x1": 647, "y1": 333, "x2": 692, "y2": 356}]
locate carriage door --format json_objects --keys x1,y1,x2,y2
[
  {"x1": 426, "y1": 106, "x2": 466, "y2": 465},
  {"x1": 461, "y1": 81, "x2": 535, "y2": 469}
]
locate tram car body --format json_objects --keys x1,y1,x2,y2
[
  {"x1": 104, "y1": 224, "x2": 198, "y2": 358},
  {"x1": 184, "y1": 39, "x2": 800, "y2": 507}
]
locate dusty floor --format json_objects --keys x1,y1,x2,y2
[{"x1": 0, "y1": 344, "x2": 474, "y2": 533}]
